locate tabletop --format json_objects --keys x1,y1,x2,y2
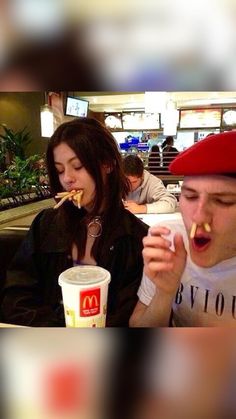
[
  {"x1": 0, "y1": 323, "x2": 27, "y2": 327},
  {"x1": 136, "y1": 212, "x2": 182, "y2": 226}
]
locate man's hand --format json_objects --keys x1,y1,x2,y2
[
  {"x1": 142, "y1": 226, "x2": 187, "y2": 297},
  {"x1": 123, "y1": 200, "x2": 147, "y2": 214}
]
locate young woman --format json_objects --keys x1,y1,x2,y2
[{"x1": 1, "y1": 118, "x2": 148, "y2": 326}]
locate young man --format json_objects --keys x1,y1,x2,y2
[
  {"x1": 130, "y1": 131, "x2": 236, "y2": 326},
  {"x1": 122, "y1": 154, "x2": 177, "y2": 214}
]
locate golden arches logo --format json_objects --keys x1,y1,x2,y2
[
  {"x1": 82, "y1": 294, "x2": 99, "y2": 309},
  {"x1": 80, "y1": 288, "x2": 100, "y2": 317}
]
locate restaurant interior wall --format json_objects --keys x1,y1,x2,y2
[
  {"x1": 0, "y1": 92, "x2": 47, "y2": 156},
  {"x1": 1, "y1": 92, "x2": 236, "y2": 158}
]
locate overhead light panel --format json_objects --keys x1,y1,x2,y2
[
  {"x1": 40, "y1": 104, "x2": 54, "y2": 138},
  {"x1": 145, "y1": 92, "x2": 168, "y2": 113}
]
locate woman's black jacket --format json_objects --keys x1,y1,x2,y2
[{"x1": 1, "y1": 208, "x2": 148, "y2": 327}]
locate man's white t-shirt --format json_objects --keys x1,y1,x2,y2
[{"x1": 138, "y1": 220, "x2": 236, "y2": 326}]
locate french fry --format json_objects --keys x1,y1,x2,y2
[
  {"x1": 204, "y1": 223, "x2": 211, "y2": 233},
  {"x1": 190, "y1": 222, "x2": 197, "y2": 239},
  {"x1": 54, "y1": 197, "x2": 67, "y2": 209},
  {"x1": 55, "y1": 191, "x2": 73, "y2": 197},
  {"x1": 72, "y1": 190, "x2": 83, "y2": 208},
  {"x1": 54, "y1": 190, "x2": 83, "y2": 209}
]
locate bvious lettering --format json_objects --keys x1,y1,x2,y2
[
  {"x1": 175, "y1": 283, "x2": 236, "y2": 320},
  {"x1": 80, "y1": 288, "x2": 101, "y2": 317}
]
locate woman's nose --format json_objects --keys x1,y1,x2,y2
[{"x1": 63, "y1": 168, "x2": 76, "y2": 184}]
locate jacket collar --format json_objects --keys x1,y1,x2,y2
[{"x1": 39, "y1": 207, "x2": 145, "y2": 253}]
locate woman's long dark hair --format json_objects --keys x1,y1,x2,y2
[{"x1": 46, "y1": 117, "x2": 130, "y2": 259}]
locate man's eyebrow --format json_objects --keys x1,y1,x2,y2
[
  {"x1": 181, "y1": 186, "x2": 196, "y2": 193},
  {"x1": 181, "y1": 186, "x2": 236, "y2": 197},
  {"x1": 210, "y1": 192, "x2": 236, "y2": 197}
]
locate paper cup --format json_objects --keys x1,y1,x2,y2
[{"x1": 58, "y1": 265, "x2": 111, "y2": 328}]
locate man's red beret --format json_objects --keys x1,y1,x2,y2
[{"x1": 169, "y1": 131, "x2": 236, "y2": 175}]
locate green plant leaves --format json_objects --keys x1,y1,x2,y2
[
  {"x1": 0, "y1": 124, "x2": 50, "y2": 206},
  {"x1": 0, "y1": 124, "x2": 32, "y2": 164}
]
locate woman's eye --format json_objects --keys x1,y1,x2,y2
[{"x1": 74, "y1": 166, "x2": 83, "y2": 171}]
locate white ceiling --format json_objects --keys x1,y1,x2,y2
[{"x1": 77, "y1": 92, "x2": 236, "y2": 112}]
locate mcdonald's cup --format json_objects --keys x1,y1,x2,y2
[{"x1": 58, "y1": 266, "x2": 111, "y2": 327}]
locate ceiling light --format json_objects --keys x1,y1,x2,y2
[
  {"x1": 40, "y1": 104, "x2": 54, "y2": 138},
  {"x1": 145, "y1": 92, "x2": 168, "y2": 113}
]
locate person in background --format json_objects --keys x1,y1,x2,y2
[
  {"x1": 130, "y1": 131, "x2": 236, "y2": 327},
  {"x1": 147, "y1": 132, "x2": 159, "y2": 151},
  {"x1": 122, "y1": 154, "x2": 177, "y2": 214},
  {"x1": 148, "y1": 144, "x2": 161, "y2": 175},
  {"x1": 1, "y1": 118, "x2": 148, "y2": 327},
  {"x1": 162, "y1": 136, "x2": 179, "y2": 172}
]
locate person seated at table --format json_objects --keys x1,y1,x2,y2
[
  {"x1": 122, "y1": 154, "x2": 177, "y2": 214},
  {"x1": 148, "y1": 145, "x2": 161, "y2": 175},
  {"x1": 162, "y1": 136, "x2": 179, "y2": 172},
  {"x1": 130, "y1": 131, "x2": 236, "y2": 327},
  {"x1": 0, "y1": 118, "x2": 148, "y2": 327}
]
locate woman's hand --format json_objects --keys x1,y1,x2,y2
[{"x1": 142, "y1": 226, "x2": 187, "y2": 297}]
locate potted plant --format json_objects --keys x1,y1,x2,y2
[
  {"x1": 0, "y1": 124, "x2": 50, "y2": 209},
  {"x1": 0, "y1": 124, "x2": 32, "y2": 168}
]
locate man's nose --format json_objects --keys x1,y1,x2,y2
[{"x1": 192, "y1": 199, "x2": 212, "y2": 226}]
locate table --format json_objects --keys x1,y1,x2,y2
[
  {"x1": 136, "y1": 212, "x2": 182, "y2": 227},
  {"x1": 0, "y1": 323, "x2": 27, "y2": 327}
]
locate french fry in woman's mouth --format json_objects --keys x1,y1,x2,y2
[
  {"x1": 72, "y1": 190, "x2": 83, "y2": 208},
  {"x1": 55, "y1": 191, "x2": 72, "y2": 197},
  {"x1": 54, "y1": 190, "x2": 83, "y2": 209},
  {"x1": 190, "y1": 222, "x2": 197, "y2": 239}
]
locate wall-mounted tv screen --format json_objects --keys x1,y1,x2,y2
[
  {"x1": 222, "y1": 108, "x2": 236, "y2": 127},
  {"x1": 122, "y1": 112, "x2": 160, "y2": 130},
  {"x1": 180, "y1": 109, "x2": 221, "y2": 128},
  {"x1": 104, "y1": 113, "x2": 123, "y2": 129},
  {"x1": 65, "y1": 96, "x2": 89, "y2": 117}
]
